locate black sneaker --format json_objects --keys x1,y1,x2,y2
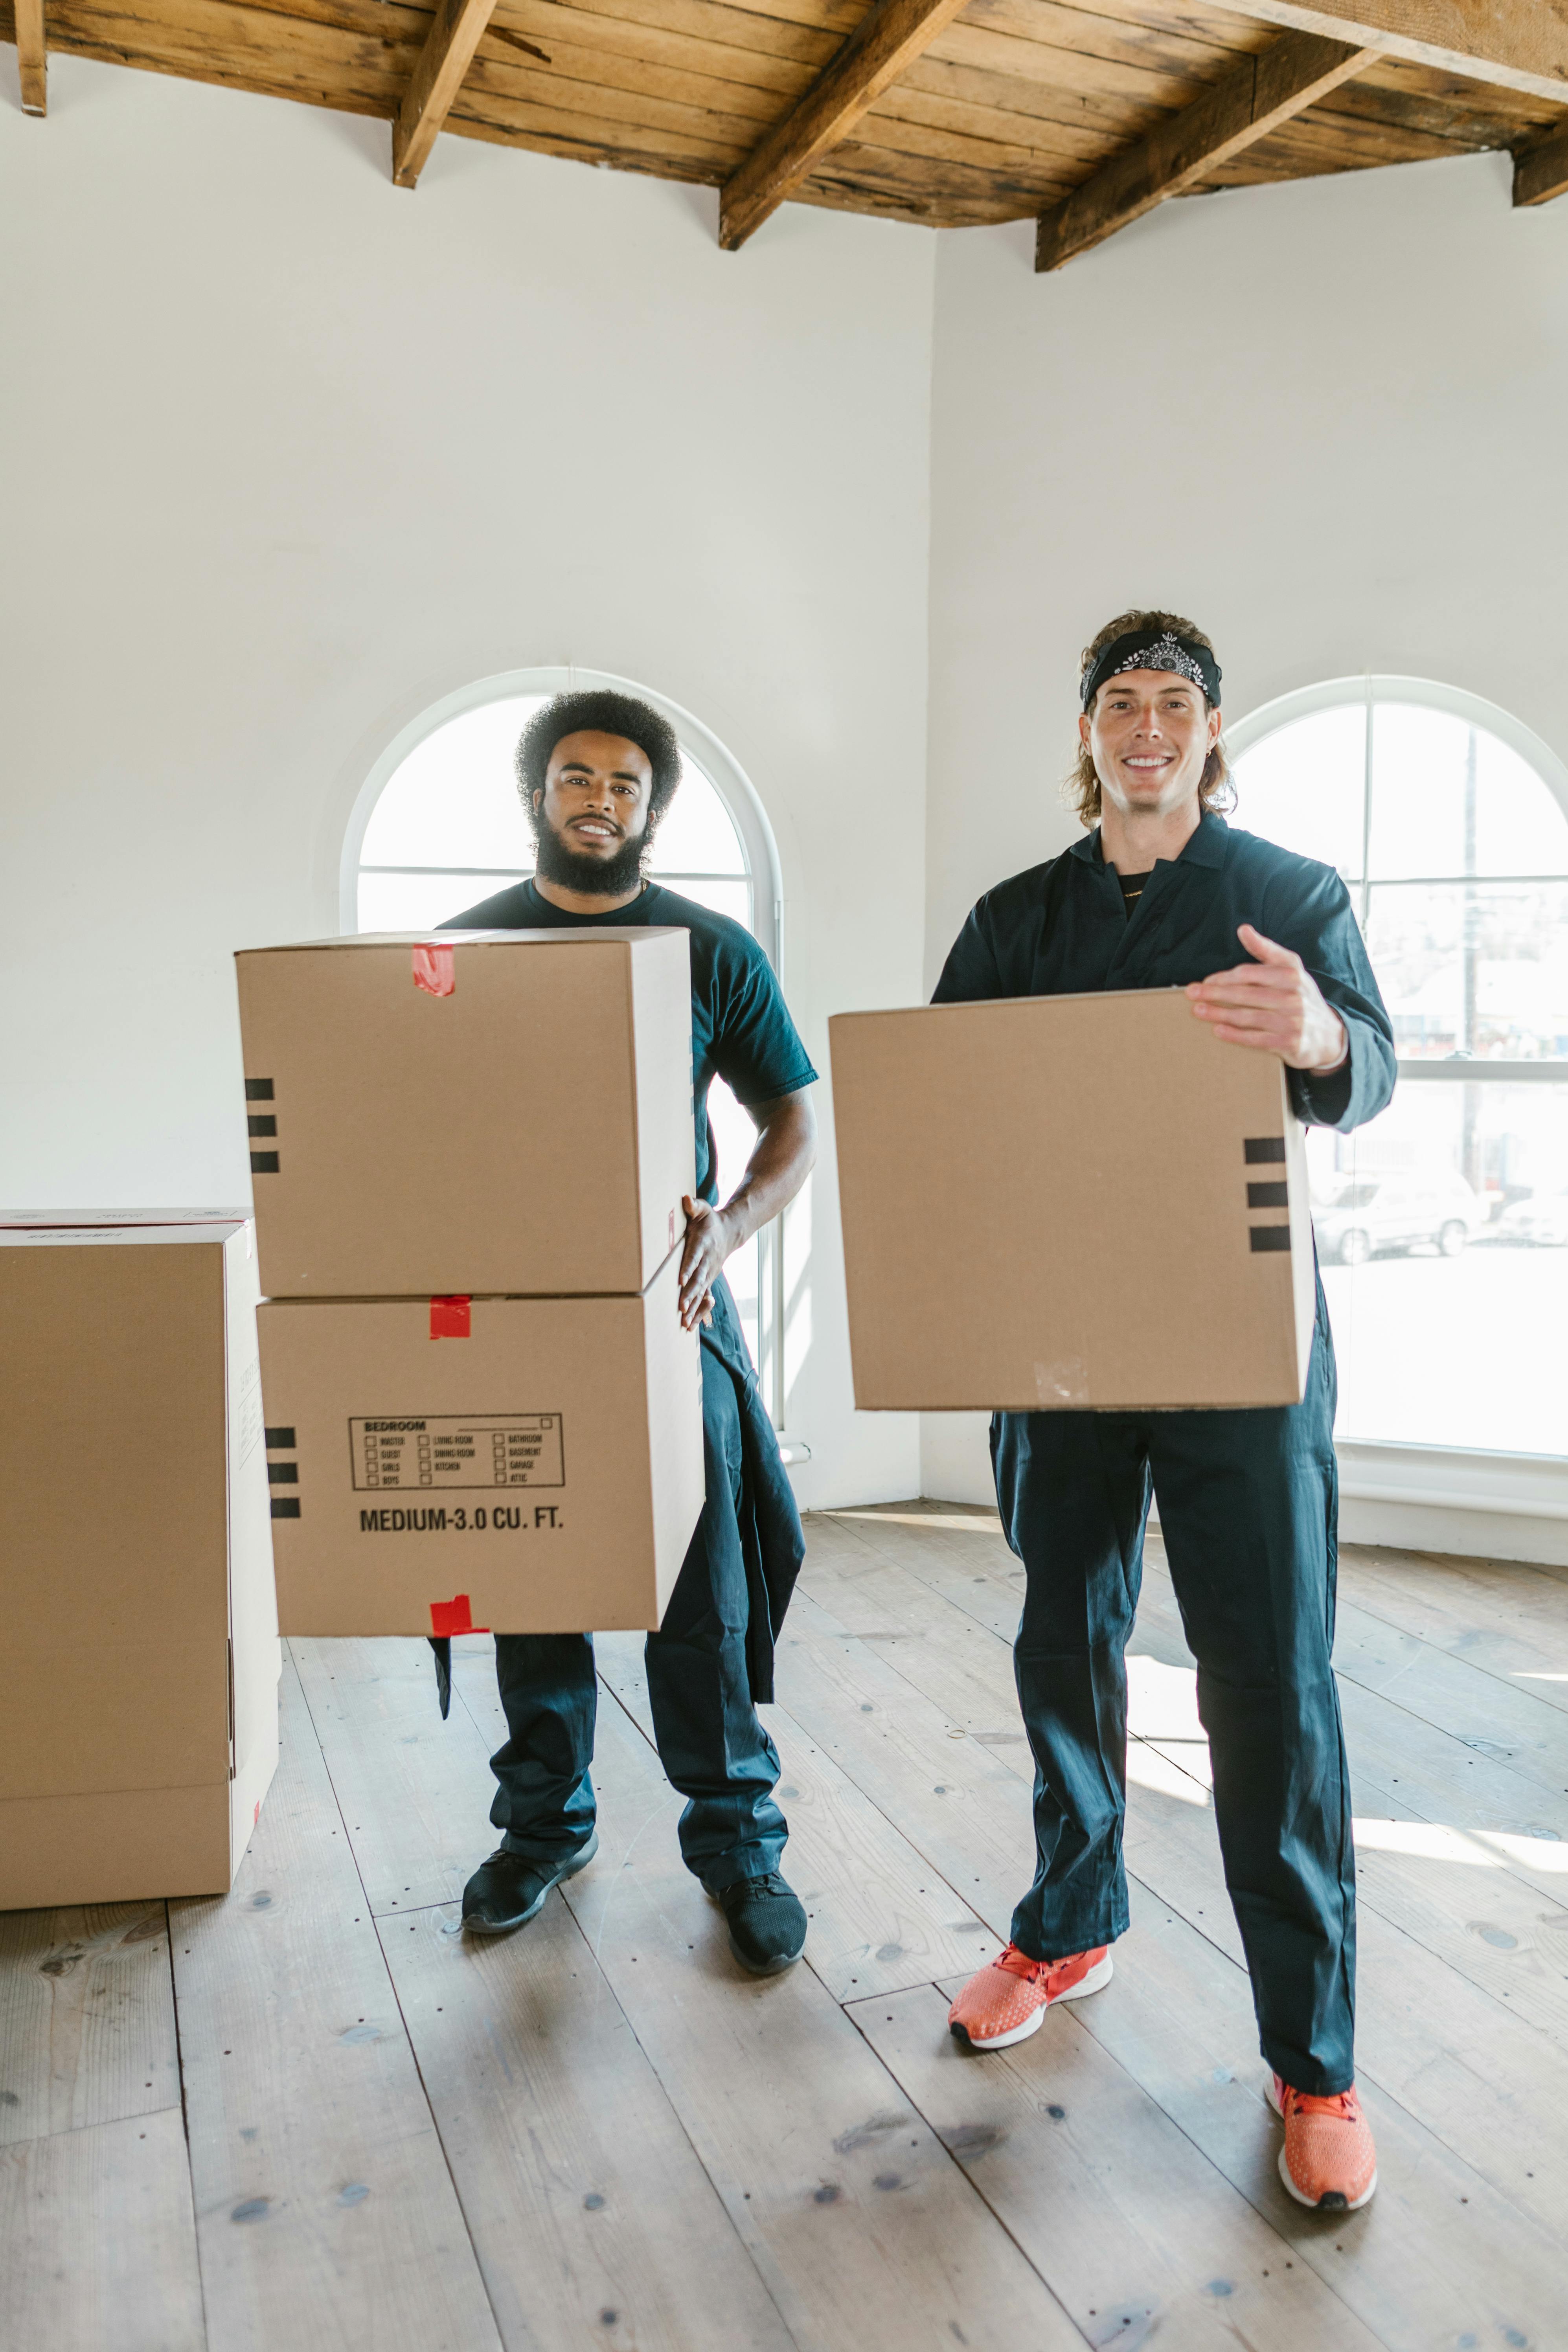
[
  {"x1": 710, "y1": 1870, "x2": 807, "y2": 1975},
  {"x1": 461, "y1": 1830, "x2": 598, "y2": 1936}
]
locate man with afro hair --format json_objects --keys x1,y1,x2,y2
[{"x1": 443, "y1": 688, "x2": 820, "y2": 1978}]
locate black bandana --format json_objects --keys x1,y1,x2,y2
[{"x1": 1081, "y1": 627, "x2": 1222, "y2": 710}]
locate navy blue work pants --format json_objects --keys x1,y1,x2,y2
[
  {"x1": 487, "y1": 1341, "x2": 787, "y2": 1890},
  {"x1": 993, "y1": 1295, "x2": 1356, "y2": 2095}
]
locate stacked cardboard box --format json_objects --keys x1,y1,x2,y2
[
  {"x1": 0, "y1": 1211, "x2": 281, "y2": 1909},
  {"x1": 830, "y1": 987, "x2": 1314, "y2": 1412},
  {"x1": 235, "y1": 930, "x2": 706, "y2": 1638}
]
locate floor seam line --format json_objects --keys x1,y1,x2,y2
[
  {"x1": 284, "y1": 1642, "x2": 507, "y2": 2341},
  {"x1": 368, "y1": 1911, "x2": 510, "y2": 2352},
  {"x1": 835, "y1": 1988, "x2": 1105, "y2": 2352},
  {"x1": 556, "y1": 1894, "x2": 816, "y2": 2352},
  {"x1": 448, "y1": 1646, "x2": 813, "y2": 2347}
]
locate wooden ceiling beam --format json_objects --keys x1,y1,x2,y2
[
  {"x1": 1205, "y1": 2, "x2": 1568, "y2": 108},
  {"x1": 15, "y1": 0, "x2": 48, "y2": 116},
  {"x1": 1514, "y1": 121, "x2": 1568, "y2": 209},
  {"x1": 392, "y1": 0, "x2": 499, "y2": 187},
  {"x1": 1036, "y1": 29, "x2": 1380, "y2": 270},
  {"x1": 719, "y1": 0, "x2": 972, "y2": 251}
]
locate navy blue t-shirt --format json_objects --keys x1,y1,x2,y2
[{"x1": 443, "y1": 878, "x2": 818, "y2": 1204}]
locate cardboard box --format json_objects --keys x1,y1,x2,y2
[
  {"x1": 235, "y1": 930, "x2": 696, "y2": 1299},
  {"x1": 829, "y1": 988, "x2": 1314, "y2": 1412},
  {"x1": 256, "y1": 1244, "x2": 704, "y2": 1637},
  {"x1": 0, "y1": 1216, "x2": 281, "y2": 1909}
]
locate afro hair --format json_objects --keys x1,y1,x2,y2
[{"x1": 515, "y1": 690, "x2": 683, "y2": 835}]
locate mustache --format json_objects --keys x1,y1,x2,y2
[{"x1": 533, "y1": 809, "x2": 647, "y2": 893}]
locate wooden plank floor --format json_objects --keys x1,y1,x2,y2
[{"x1": 5, "y1": 1509, "x2": 1568, "y2": 2351}]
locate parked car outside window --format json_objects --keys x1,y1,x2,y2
[
  {"x1": 1496, "y1": 1190, "x2": 1568, "y2": 1247},
  {"x1": 1311, "y1": 1173, "x2": 1484, "y2": 1266}
]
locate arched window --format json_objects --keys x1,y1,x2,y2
[
  {"x1": 1230, "y1": 678, "x2": 1568, "y2": 1460},
  {"x1": 340, "y1": 669, "x2": 786, "y2": 1410}
]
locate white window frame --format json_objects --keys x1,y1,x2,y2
[
  {"x1": 1228, "y1": 673, "x2": 1568, "y2": 1563},
  {"x1": 340, "y1": 665, "x2": 801, "y2": 1444}
]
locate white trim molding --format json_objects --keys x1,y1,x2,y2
[{"x1": 1335, "y1": 1439, "x2": 1568, "y2": 1566}]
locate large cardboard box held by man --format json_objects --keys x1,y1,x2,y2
[
  {"x1": 0, "y1": 1215, "x2": 281, "y2": 1909},
  {"x1": 257, "y1": 1245, "x2": 705, "y2": 1638},
  {"x1": 235, "y1": 929, "x2": 695, "y2": 1299},
  {"x1": 830, "y1": 987, "x2": 1315, "y2": 1413}
]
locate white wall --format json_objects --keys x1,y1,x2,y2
[
  {"x1": 0, "y1": 55, "x2": 935, "y2": 1509},
  {"x1": 12, "y1": 70, "x2": 1568, "y2": 1521},
  {"x1": 920, "y1": 148, "x2": 1568, "y2": 1509}
]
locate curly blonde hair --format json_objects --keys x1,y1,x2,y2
[{"x1": 1067, "y1": 608, "x2": 1233, "y2": 828}]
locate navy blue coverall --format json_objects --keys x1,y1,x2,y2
[
  {"x1": 438, "y1": 879, "x2": 817, "y2": 1893},
  {"x1": 934, "y1": 813, "x2": 1396, "y2": 2094}
]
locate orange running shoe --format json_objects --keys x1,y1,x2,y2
[
  {"x1": 1267, "y1": 2075, "x2": 1378, "y2": 2211},
  {"x1": 948, "y1": 1942, "x2": 1113, "y2": 2051}
]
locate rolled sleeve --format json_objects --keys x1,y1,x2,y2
[{"x1": 1263, "y1": 870, "x2": 1397, "y2": 1134}]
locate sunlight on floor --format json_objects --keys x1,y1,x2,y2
[
  {"x1": 1353, "y1": 1817, "x2": 1568, "y2": 1870},
  {"x1": 1125, "y1": 1652, "x2": 1568, "y2": 1868},
  {"x1": 1126, "y1": 1738, "x2": 1211, "y2": 1805},
  {"x1": 805, "y1": 1558, "x2": 1568, "y2": 1871},
  {"x1": 1127, "y1": 1653, "x2": 1204, "y2": 1738}
]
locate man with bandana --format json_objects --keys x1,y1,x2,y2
[
  {"x1": 939, "y1": 611, "x2": 1395, "y2": 2215},
  {"x1": 441, "y1": 690, "x2": 819, "y2": 1978}
]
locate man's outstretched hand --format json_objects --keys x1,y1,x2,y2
[
  {"x1": 1187, "y1": 923, "x2": 1348, "y2": 1073},
  {"x1": 678, "y1": 1193, "x2": 729, "y2": 1331},
  {"x1": 673, "y1": 1088, "x2": 818, "y2": 1335}
]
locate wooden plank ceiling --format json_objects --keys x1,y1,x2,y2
[{"x1": 5, "y1": 0, "x2": 1568, "y2": 262}]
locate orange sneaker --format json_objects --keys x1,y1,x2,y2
[
  {"x1": 1267, "y1": 2075, "x2": 1378, "y2": 2211},
  {"x1": 948, "y1": 1942, "x2": 1113, "y2": 2051}
]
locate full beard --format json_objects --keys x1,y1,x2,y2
[{"x1": 532, "y1": 814, "x2": 649, "y2": 897}]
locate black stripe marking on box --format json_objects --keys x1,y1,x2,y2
[
  {"x1": 1244, "y1": 1137, "x2": 1287, "y2": 1165},
  {"x1": 1247, "y1": 1182, "x2": 1289, "y2": 1209},
  {"x1": 265, "y1": 1427, "x2": 296, "y2": 1450},
  {"x1": 267, "y1": 1462, "x2": 298, "y2": 1484},
  {"x1": 250, "y1": 1152, "x2": 280, "y2": 1175},
  {"x1": 245, "y1": 1078, "x2": 275, "y2": 1101},
  {"x1": 1250, "y1": 1227, "x2": 1292, "y2": 1253},
  {"x1": 247, "y1": 1115, "x2": 277, "y2": 1137},
  {"x1": 270, "y1": 1497, "x2": 301, "y2": 1519}
]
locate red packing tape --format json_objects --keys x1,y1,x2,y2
[
  {"x1": 412, "y1": 944, "x2": 456, "y2": 998},
  {"x1": 430, "y1": 1593, "x2": 489, "y2": 1637},
  {"x1": 430, "y1": 1295, "x2": 471, "y2": 1340}
]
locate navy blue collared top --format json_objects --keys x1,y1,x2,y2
[{"x1": 932, "y1": 813, "x2": 1395, "y2": 1133}]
